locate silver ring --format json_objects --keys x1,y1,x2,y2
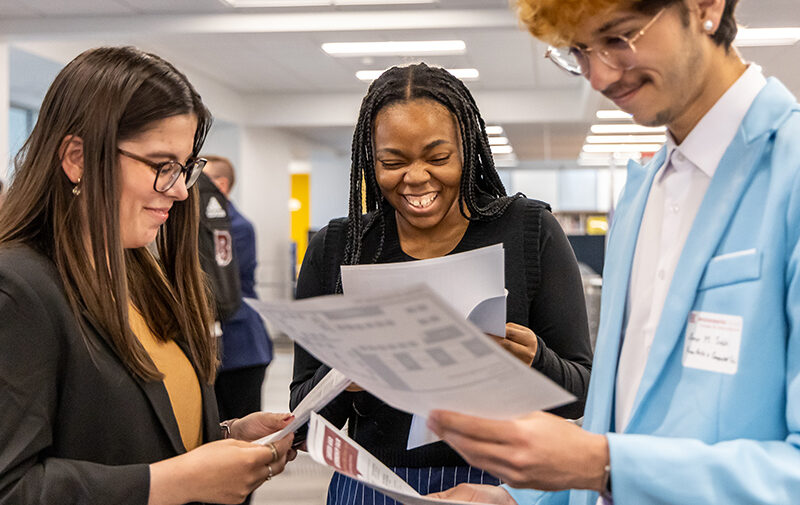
[
  {"x1": 266, "y1": 464, "x2": 274, "y2": 481},
  {"x1": 267, "y1": 443, "x2": 279, "y2": 463}
]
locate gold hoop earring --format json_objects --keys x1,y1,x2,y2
[{"x1": 72, "y1": 177, "x2": 82, "y2": 196}]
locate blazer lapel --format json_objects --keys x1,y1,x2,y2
[
  {"x1": 623, "y1": 80, "x2": 793, "y2": 432},
  {"x1": 135, "y1": 376, "x2": 188, "y2": 454},
  {"x1": 174, "y1": 340, "x2": 222, "y2": 443},
  {"x1": 583, "y1": 152, "x2": 664, "y2": 435},
  {"x1": 81, "y1": 314, "x2": 188, "y2": 454}
]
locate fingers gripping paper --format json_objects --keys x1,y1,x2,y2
[
  {"x1": 307, "y1": 413, "x2": 492, "y2": 505},
  {"x1": 341, "y1": 244, "x2": 508, "y2": 450},
  {"x1": 251, "y1": 367, "x2": 351, "y2": 446}
]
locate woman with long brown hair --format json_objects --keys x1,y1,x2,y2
[{"x1": 0, "y1": 46, "x2": 293, "y2": 504}]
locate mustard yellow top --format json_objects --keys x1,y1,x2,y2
[{"x1": 128, "y1": 305, "x2": 203, "y2": 451}]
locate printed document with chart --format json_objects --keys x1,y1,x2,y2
[
  {"x1": 341, "y1": 244, "x2": 507, "y2": 448},
  {"x1": 248, "y1": 283, "x2": 574, "y2": 425}
]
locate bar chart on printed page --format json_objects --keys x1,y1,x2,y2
[{"x1": 249, "y1": 284, "x2": 574, "y2": 421}]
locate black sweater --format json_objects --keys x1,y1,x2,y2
[{"x1": 290, "y1": 198, "x2": 593, "y2": 467}]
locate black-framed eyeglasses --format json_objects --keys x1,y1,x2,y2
[
  {"x1": 545, "y1": 7, "x2": 667, "y2": 76},
  {"x1": 118, "y1": 149, "x2": 207, "y2": 193}
]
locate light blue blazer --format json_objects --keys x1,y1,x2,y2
[{"x1": 506, "y1": 78, "x2": 800, "y2": 505}]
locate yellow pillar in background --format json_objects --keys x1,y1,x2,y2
[{"x1": 290, "y1": 173, "x2": 310, "y2": 273}]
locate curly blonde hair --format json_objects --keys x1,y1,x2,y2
[{"x1": 514, "y1": 0, "x2": 627, "y2": 46}]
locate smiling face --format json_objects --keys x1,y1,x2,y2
[
  {"x1": 117, "y1": 114, "x2": 197, "y2": 249},
  {"x1": 575, "y1": 4, "x2": 707, "y2": 128},
  {"x1": 373, "y1": 99, "x2": 465, "y2": 235}
]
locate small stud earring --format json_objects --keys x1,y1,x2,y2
[
  {"x1": 72, "y1": 177, "x2": 82, "y2": 196},
  {"x1": 704, "y1": 19, "x2": 714, "y2": 32}
]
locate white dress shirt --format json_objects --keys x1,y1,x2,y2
[{"x1": 613, "y1": 64, "x2": 767, "y2": 433}]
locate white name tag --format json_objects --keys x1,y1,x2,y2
[{"x1": 682, "y1": 311, "x2": 742, "y2": 375}]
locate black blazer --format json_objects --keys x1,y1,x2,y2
[{"x1": 0, "y1": 245, "x2": 220, "y2": 504}]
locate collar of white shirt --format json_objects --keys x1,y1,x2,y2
[{"x1": 660, "y1": 63, "x2": 767, "y2": 181}]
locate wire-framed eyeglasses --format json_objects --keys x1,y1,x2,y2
[
  {"x1": 118, "y1": 149, "x2": 207, "y2": 193},
  {"x1": 545, "y1": 7, "x2": 667, "y2": 77}
]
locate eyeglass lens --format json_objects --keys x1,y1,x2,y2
[
  {"x1": 155, "y1": 160, "x2": 205, "y2": 193},
  {"x1": 550, "y1": 45, "x2": 635, "y2": 76}
]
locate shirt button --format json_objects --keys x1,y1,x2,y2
[
  {"x1": 671, "y1": 204, "x2": 680, "y2": 213},
  {"x1": 658, "y1": 269, "x2": 666, "y2": 280},
  {"x1": 676, "y1": 152, "x2": 686, "y2": 163}
]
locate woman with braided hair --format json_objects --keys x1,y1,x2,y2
[
  {"x1": 0, "y1": 46, "x2": 295, "y2": 505},
  {"x1": 290, "y1": 62, "x2": 592, "y2": 505}
]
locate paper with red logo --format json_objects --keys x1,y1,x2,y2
[{"x1": 306, "y1": 413, "x2": 492, "y2": 505}]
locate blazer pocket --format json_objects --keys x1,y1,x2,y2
[{"x1": 699, "y1": 249, "x2": 761, "y2": 291}]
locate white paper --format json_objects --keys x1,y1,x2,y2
[
  {"x1": 251, "y1": 367, "x2": 351, "y2": 446},
  {"x1": 248, "y1": 285, "x2": 574, "y2": 426},
  {"x1": 407, "y1": 414, "x2": 441, "y2": 450},
  {"x1": 341, "y1": 244, "x2": 507, "y2": 337},
  {"x1": 307, "y1": 412, "x2": 492, "y2": 505},
  {"x1": 341, "y1": 244, "x2": 508, "y2": 450}
]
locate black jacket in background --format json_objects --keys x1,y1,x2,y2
[{"x1": 197, "y1": 172, "x2": 242, "y2": 321}]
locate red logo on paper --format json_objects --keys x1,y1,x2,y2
[
  {"x1": 322, "y1": 426, "x2": 361, "y2": 477},
  {"x1": 213, "y1": 230, "x2": 233, "y2": 267}
]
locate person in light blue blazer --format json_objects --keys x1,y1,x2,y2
[{"x1": 421, "y1": 0, "x2": 800, "y2": 504}]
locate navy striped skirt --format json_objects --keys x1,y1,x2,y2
[{"x1": 327, "y1": 466, "x2": 501, "y2": 505}]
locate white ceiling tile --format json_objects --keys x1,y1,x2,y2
[
  {"x1": 0, "y1": 0, "x2": 44, "y2": 17},
  {"x1": 10, "y1": 0, "x2": 134, "y2": 17},
  {"x1": 118, "y1": 0, "x2": 228, "y2": 14}
]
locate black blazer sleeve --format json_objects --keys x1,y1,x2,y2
[
  {"x1": 0, "y1": 263, "x2": 150, "y2": 504},
  {"x1": 528, "y1": 211, "x2": 593, "y2": 419},
  {"x1": 289, "y1": 227, "x2": 354, "y2": 428}
]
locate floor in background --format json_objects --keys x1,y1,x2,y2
[{"x1": 251, "y1": 346, "x2": 333, "y2": 505}]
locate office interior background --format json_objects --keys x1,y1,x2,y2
[{"x1": 1, "y1": 1, "x2": 799, "y2": 503}]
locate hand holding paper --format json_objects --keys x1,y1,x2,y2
[
  {"x1": 488, "y1": 322, "x2": 539, "y2": 366},
  {"x1": 306, "y1": 413, "x2": 496, "y2": 505},
  {"x1": 250, "y1": 367, "x2": 352, "y2": 447}
]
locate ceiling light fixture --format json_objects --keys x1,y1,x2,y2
[
  {"x1": 485, "y1": 126, "x2": 505, "y2": 136},
  {"x1": 735, "y1": 27, "x2": 800, "y2": 47},
  {"x1": 356, "y1": 68, "x2": 478, "y2": 81},
  {"x1": 579, "y1": 151, "x2": 639, "y2": 160},
  {"x1": 582, "y1": 144, "x2": 662, "y2": 153},
  {"x1": 586, "y1": 135, "x2": 667, "y2": 144},
  {"x1": 323, "y1": 40, "x2": 465, "y2": 57},
  {"x1": 491, "y1": 145, "x2": 514, "y2": 155},
  {"x1": 596, "y1": 110, "x2": 632, "y2": 120},
  {"x1": 590, "y1": 124, "x2": 666, "y2": 134},
  {"x1": 222, "y1": 0, "x2": 437, "y2": 7},
  {"x1": 488, "y1": 136, "x2": 510, "y2": 146}
]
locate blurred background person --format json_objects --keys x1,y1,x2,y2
[{"x1": 204, "y1": 155, "x2": 274, "y2": 425}]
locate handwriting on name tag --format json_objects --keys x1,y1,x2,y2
[{"x1": 682, "y1": 311, "x2": 742, "y2": 375}]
